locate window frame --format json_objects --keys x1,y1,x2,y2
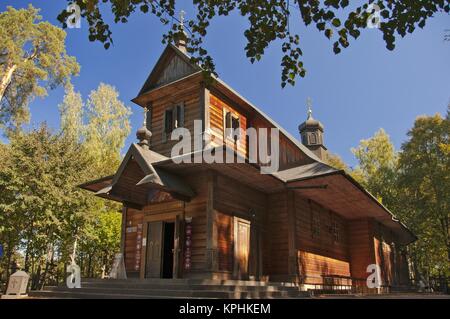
[
  {"x1": 223, "y1": 109, "x2": 241, "y2": 144},
  {"x1": 162, "y1": 102, "x2": 185, "y2": 143}
]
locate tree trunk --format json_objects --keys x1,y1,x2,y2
[
  {"x1": 39, "y1": 243, "x2": 54, "y2": 290},
  {"x1": 0, "y1": 64, "x2": 17, "y2": 102}
]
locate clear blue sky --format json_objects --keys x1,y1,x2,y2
[{"x1": 2, "y1": 1, "x2": 449, "y2": 167}]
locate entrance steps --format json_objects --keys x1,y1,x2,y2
[{"x1": 29, "y1": 278, "x2": 311, "y2": 299}]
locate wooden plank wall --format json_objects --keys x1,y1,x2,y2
[
  {"x1": 348, "y1": 219, "x2": 376, "y2": 280},
  {"x1": 293, "y1": 195, "x2": 350, "y2": 283},
  {"x1": 124, "y1": 208, "x2": 144, "y2": 277},
  {"x1": 248, "y1": 116, "x2": 313, "y2": 171},
  {"x1": 183, "y1": 173, "x2": 208, "y2": 272},
  {"x1": 214, "y1": 173, "x2": 267, "y2": 275},
  {"x1": 266, "y1": 192, "x2": 289, "y2": 275},
  {"x1": 154, "y1": 54, "x2": 195, "y2": 89},
  {"x1": 372, "y1": 221, "x2": 402, "y2": 286},
  {"x1": 298, "y1": 251, "x2": 350, "y2": 284},
  {"x1": 295, "y1": 196, "x2": 349, "y2": 261},
  {"x1": 149, "y1": 83, "x2": 202, "y2": 157}
]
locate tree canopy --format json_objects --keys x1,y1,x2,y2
[
  {"x1": 0, "y1": 5, "x2": 79, "y2": 129},
  {"x1": 57, "y1": 0, "x2": 449, "y2": 87},
  {"x1": 0, "y1": 82, "x2": 130, "y2": 288}
]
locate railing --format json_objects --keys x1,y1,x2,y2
[
  {"x1": 410, "y1": 277, "x2": 450, "y2": 294},
  {"x1": 308, "y1": 274, "x2": 390, "y2": 295}
]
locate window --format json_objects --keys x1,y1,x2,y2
[
  {"x1": 309, "y1": 132, "x2": 317, "y2": 145},
  {"x1": 224, "y1": 110, "x2": 241, "y2": 142},
  {"x1": 311, "y1": 211, "x2": 321, "y2": 239},
  {"x1": 162, "y1": 102, "x2": 184, "y2": 142},
  {"x1": 164, "y1": 108, "x2": 174, "y2": 134},
  {"x1": 332, "y1": 219, "x2": 340, "y2": 243}
]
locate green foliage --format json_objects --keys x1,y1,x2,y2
[
  {"x1": 397, "y1": 110, "x2": 450, "y2": 276},
  {"x1": 84, "y1": 83, "x2": 132, "y2": 176},
  {"x1": 57, "y1": 1, "x2": 448, "y2": 87},
  {"x1": 0, "y1": 125, "x2": 95, "y2": 286},
  {"x1": 0, "y1": 82, "x2": 131, "y2": 286},
  {"x1": 351, "y1": 128, "x2": 398, "y2": 207},
  {"x1": 0, "y1": 5, "x2": 79, "y2": 129}
]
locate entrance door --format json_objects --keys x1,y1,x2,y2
[
  {"x1": 162, "y1": 222, "x2": 175, "y2": 278},
  {"x1": 234, "y1": 217, "x2": 251, "y2": 279},
  {"x1": 145, "y1": 221, "x2": 163, "y2": 278},
  {"x1": 145, "y1": 221, "x2": 176, "y2": 278}
]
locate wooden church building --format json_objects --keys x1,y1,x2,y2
[{"x1": 80, "y1": 33, "x2": 416, "y2": 290}]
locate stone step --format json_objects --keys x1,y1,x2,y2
[
  {"x1": 28, "y1": 290, "x2": 208, "y2": 299},
  {"x1": 30, "y1": 283, "x2": 311, "y2": 299},
  {"x1": 80, "y1": 282, "x2": 304, "y2": 292},
  {"x1": 33, "y1": 286, "x2": 309, "y2": 299},
  {"x1": 81, "y1": 278, "x2": 300, "y2": 288}
]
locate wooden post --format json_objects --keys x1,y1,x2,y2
[
  {"x1": 120, "y1": 206, "x2": 127, "y2": 254},
  {"x1": 200, "y1": 83, "x2": 211, "y2": 147},
  {"x1": 205, "y1": 170, "x2": 218, "y2": 273},
  {"x1": 287, "y1": 190, "x2": 298, "y2": 280},
  {"x1": 173, "y1": 214, "x2": 181, "y2": 278}
]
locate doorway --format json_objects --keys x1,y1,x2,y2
[
  {"x1": 234, "y1": 217, "x2": 251, "y2": 279},
  {"x1": 162, "y1": 222, "x2": 174, "y2": 278},
  {"x1": 145, "y1": 221, "x2": 175, "y2": 278}
]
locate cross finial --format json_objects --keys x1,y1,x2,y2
[
  {"x1": 306, "y1": 97, "x2": 313, "y2": 119},
  {"x1": 179, "y1": 10, "x2": 185, "y2": 27}
]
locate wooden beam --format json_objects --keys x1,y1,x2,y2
[
  {"x1": 205, "y1": 170, "x2": 218, "y2": 272},
  {"x1": 200, "y1": 82, "x2": 211, "y2": 147},
  {"x1": 120, "y1": 206, "x2": 127, "y2": 256},
  {"x1": 287, "y1": 190, "x2": 299, "y2": 278}
]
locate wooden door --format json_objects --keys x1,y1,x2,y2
[
  {"x1": 234, "y1": 217, "x2": 251, "y2": 279},
  {"x1": 145, "y1": 221, "x2": 163, "y2": 278}
]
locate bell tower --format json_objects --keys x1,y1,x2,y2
[{"x1": 298, "y1": 98, "x2": 327, "y2": 160}]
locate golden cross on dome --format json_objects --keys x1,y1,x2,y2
[{"x1": 179, "y1": 10, "x2": 185, "y2": 27}]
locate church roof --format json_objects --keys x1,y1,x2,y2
[{"x1": 133, "y1": 43, "x2": 324, "y2": 165}]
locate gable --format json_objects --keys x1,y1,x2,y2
[{"x1": 138, "y1": 45, "x2": 199, "y2": 95}]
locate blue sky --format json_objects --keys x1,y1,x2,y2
[{"x1": 2, "y1": 1, "x2": 449, "y2": 167}]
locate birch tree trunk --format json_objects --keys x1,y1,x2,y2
[{"x1": 0, "y1": 64, "x2": 18, "y2": 102}]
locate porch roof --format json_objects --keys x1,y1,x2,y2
[
  {"x1": 280, "y1": 167, "x2": 417, "y2": 245},
  {"x1": 78, "y1": 143, "x2": 195, "y2": 207}
]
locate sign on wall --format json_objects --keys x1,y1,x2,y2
[
  {"x1": 135, "y1": 223, "x2": 143, "y2": 271},
  {"x1": 184, "y1": 218, "x2": 192, "y2": 270}
]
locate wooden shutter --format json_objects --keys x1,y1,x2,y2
[{"x1": 178, "y1": 102, "x2": 185, "y2": 127}]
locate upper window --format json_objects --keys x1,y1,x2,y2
[
  {"x1": 164, "y1": 108, "x2": 174, "y2": 134},
  {"x1": 162, "y1": 102, "x2": 184, "y2": 142},
  {"x1": 224, "y1": 110, "x2": 241, "y2": 142}
]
